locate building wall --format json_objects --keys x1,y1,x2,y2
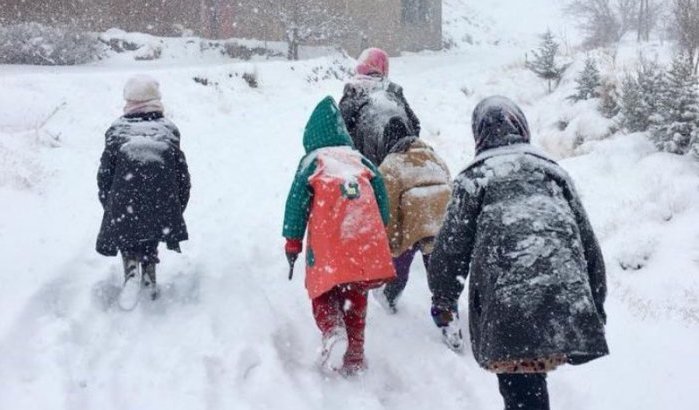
[
  {"x1": 0, "y1": 0, "x2": 201, "y2": 34},
  {"x1": 0, "y1": 0, "x2": 441, "y2": 56}
]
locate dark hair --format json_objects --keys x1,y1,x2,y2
[{"x1": 379, "y1": 116, "x2": 419, "y2": 161}]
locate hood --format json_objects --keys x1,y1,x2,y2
[
  {"x1": 356, "y1": 47, "x2": 389, "y2": 77},
  {"x1": 303, "y1": 96, "x2": 354, "y2": 153},
  {"x1": 383, "y1": 116, "x2": 420, "y2": 156},
  {"x1": 472, "y1": 96, "x2": 530, "y2": 154}
]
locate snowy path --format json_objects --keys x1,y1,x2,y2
[{"x1": 1, "y1": 45, "x2": 698, "y2": 409}]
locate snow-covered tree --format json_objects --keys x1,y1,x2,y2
[
  {"x1": 566, "y1": 0, "x2": 638, "y2": 48},
  {"x1": 671, "y1": 0, "x2": 699, "y2": 72},
  {"x1": 570, "y1": 57, "x2": 602, "y2": 102},
  {"x1": 599, "y1": 80, "x2": 622, "y2": 118},
  {"x1": 619, "y1": 74, "x2": 644, "y2": 131},
  {"x1": 637, "y1": 0, "x2": 663, "y2": 42},
  {"x1": 254, "y1": 0, "x2": 352, "y2": 60},
  {"x1": 619, "y1": 59, "x2": 666, "y2": 132},
  {"x1": 567, "y1": 0, "x2": 663, "y2": 47},
  {"x1": 526, "y1": 30, "x2": 567, "y2": 92},
  {"x1": 651, "y1": 54, "x2": 699, "y2": 154}
]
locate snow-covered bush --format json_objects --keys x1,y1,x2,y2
[
  {"x1": 242, "y1": 71, "x2": 259, "y2": 88},
  {"x1": 305, "y1": 58, "x2": 353, "y2": 83},
  {"x1": 0, "y1": 23, "x2": 103, "y2": 65},
  {"x1": 222, "y1": 42, "x2": 282, "y2": 60}
]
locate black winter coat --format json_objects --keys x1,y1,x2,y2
[
  {"x1": 339, "y1": 76, "x2": 421, "y2": 165},
  {"x1": 96, "y1": 112, "x2": 190, "y2": 256},
  {"x1": 429, "y1": 97, "x2": 608, "y2": 370}
]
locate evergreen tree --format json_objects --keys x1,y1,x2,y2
[
  {"x1": 599, "y1": 80, "x2": 621, "y2": 118},
  {"x1": 619, "y1": 74, "x2": 645, "y2": 132},
  {"x1": 527, "y1": 30, "x2": 566, "y2": 92},
  {"x1": 569, "y1": 56, "x2": 602, "y2": 102},
  {"x1": 620, "y1": 59, "x2": 666, "y2": 133},
  {"x1": 651, "y1": 54, "x2": 699, "y2": 154}
]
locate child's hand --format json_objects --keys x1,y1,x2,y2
[
  {"x1": 284, "y1": 239, "x2": 303, "y2": 256},
  {"x1": 284, "y1": 239, "x2": 302, "y2": 281}
]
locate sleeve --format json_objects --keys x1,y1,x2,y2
[
  {"x1": 563, "y1": 178, "x2": 607, "y2": 323},
  {"x1": 176, "y1": 149, "x2": 191, "y2": 212},
  {"x1": 395, "y1": 85, "x2": 421, "y2": 137},
  {"x1": 97, "y1": 131, "x2": 116, "y2": 209},
  {"x1": 362, "y1": 157, "x2": 390, "y2": 225},
  {"x1": 379, "y1": 161, "x2": 403, "y2": 251},
  {"x1": 428, "y1": 175, "x2": 483, "y2": 309},
  {"x1": 339, "y1": 84, "x2": 362, "y2": 147},
  {"x1": 282, "y1": 156, "x2": 317, "y2": 240}
]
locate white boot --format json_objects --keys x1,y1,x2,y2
[
  {"x1": 441, "y1": 319, "x2": 465, "y2": 353},
  {"x1": 317, "y1": 328, "x2": 348, "y2": 373},
  {"x1": 118, "y1": 259, "x2": 142, "y2": 311}
]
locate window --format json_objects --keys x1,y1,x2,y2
[{"x1": 401, "y1": 0, "x2": 429, "y2": 25}]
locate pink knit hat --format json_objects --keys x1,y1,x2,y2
[{"x1": 355, "y1": 48, "x2": 389, "y2": 77}]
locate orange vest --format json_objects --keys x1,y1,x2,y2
[{"x1": 305, "y1": 148, "x2": 396, "y2": 299}]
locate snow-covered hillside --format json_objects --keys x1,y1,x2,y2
[{"x1": 1, "y1": 1, "x2": 698, "y2": 409}]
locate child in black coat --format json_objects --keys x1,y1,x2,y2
[
  {"x1": 96, "y1": 75, "x2": 190, "y2": 304},
  {"x1": 428, "y1": 96, "x2": 608, "y2": 410}
]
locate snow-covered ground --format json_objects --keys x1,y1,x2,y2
[{"x1": 1, "y1": 1, "x2": 698, "y2": 409}]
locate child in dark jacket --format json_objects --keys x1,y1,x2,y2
[
  {"x1": 339, "y1": 47, "x2": 421, "y2": 166},
  {"x1": 96, "y1": 75, "x2": 191, "y2": 305},
  {"x1": 282, "y1": 96, "x2": 396, "y2": 375},
  {"x1": 428, "y1": 96, "x2": 609, "y2": 410},
  {"x1": 372, "y1": 118, "x2": 452, "y2": 313}
]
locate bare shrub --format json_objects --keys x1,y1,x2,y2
[
  {"x1": 0, "y1": 23, "x2": 103, "y2": 65},
  {"x1": 670, "y1": 0, "x2": 699, "y2": 72},
  {"x1": 242, "y1": 71, "x2": 259, "y2": 88},
  {"x1": 566, "y1": 0, "x2": 651, "y2": 48}
]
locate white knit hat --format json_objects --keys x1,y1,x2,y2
[
  {"x1": 123, "y1": 75, "x2": 162, "y2": 102},
  {"x1": 123, "y1": 75, "x2": 164, "y2": 114}
]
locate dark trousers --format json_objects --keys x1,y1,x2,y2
[
  {"x1": 120, "y1": 241, "x2": 159, "y2": 264},
  {"x1": 383, "y1": 245, "x2": 430, "y2": 305},
  {"x1": 497, "y1": 373, "x2": 550, "y2": 410},
  {"x1": 119, "y1": 241, "x2": 159, "y2": 282}
]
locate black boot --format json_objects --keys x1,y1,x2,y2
[{"x1": 497, "y1": 373, "x2": 550, "y2": 410}]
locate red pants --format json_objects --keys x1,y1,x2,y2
[{"x1": 312, "y1": 284, "x2": 367, "y2": 364}]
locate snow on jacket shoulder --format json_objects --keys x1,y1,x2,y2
[
  {"x1": 339, "y1": 76, "x2": 421, "y2": 164},
  {"x1": 96, "y1": 112, "x2": 190, "y2": 256},
  {"x1": 379, "y1": 139, "x2": 451, "y2": 256},
  {"x1": 428, "y1": 143, "x2": 608, "y2": 369}
]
